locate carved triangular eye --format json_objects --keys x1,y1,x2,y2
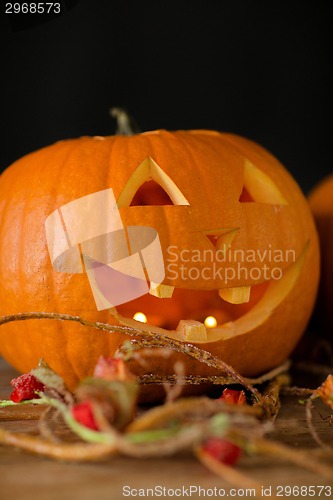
[
  {"x1": 117, "y1": 156, "x2": 190, "y2": 208},
  {"x1": 240, "y1": 159, "x2": 288, "y2": 205},
  {"x1": 130, "y1": 180, "x2": 173, "y2": 206},
  {"x1": 239, "y1": 186, "x2": 254, "y2": 202}
]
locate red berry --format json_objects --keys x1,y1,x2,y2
[
  {"x1": 202, "y1": 438, "x2": 242, "y2": 465},
  {"x1": 10, "y1": 374, "x2": 45, "y2": 403},
  {"x1": 219, "y1": 388, "x2": 246, "y2": 405},
  {"x1": 93, "y1": 356, "x2": 135, "y2": 382},
  {"x1": 71, "y1": 401, "x2": 99, "y2": 431}
]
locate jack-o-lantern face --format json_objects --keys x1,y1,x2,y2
[{"x1": 0, "y1": 130, "x2": 319, "y2": 391}]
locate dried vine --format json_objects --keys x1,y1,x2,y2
[
  {"x1": 0, "y1": 311, "x2": 332, "y2": 486},
  {"x1": 0, "y1": 312, "x2": 266, "y2": 406}
]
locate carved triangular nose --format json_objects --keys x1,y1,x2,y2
[
  {"x1": 204, "y1": 228, "x2": 239, "y2": 250},
  {"x1": 117, "y1": 156, "x2": 190, "y2": 208}
]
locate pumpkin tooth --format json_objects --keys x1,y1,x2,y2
[
  {"x1": 149, "y1": 282, "x2": 175, "y2": 298},
  {"x1": 177, "y1": 320, "x2": 208, "y2": 341},
  {"x1": 219, "y1": 286, "x2": 251, "y2": 304}
]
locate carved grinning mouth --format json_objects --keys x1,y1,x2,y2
[
  {"x1": 112, "y1": 244, "x2": 307, "y2": 344},
  {"x1": 115, "y1": 281, "x2": 269, "y2": 330}
]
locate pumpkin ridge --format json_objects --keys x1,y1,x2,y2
[{"x1": 173, "y1": 131, "x2": 210, "y2": 208}]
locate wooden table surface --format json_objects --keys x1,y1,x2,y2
[{"x1": 1, "y1": 357, "x2": 333, "y2": 500}]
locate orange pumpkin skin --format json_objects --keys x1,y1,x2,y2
[
  {"x1": 308, "y1": 174, "x2": 333, "y2": 330},
  {"x1": 0, "y1": 131, "x2": 319, "y2": 390}
]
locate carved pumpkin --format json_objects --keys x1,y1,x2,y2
[
  {"x1": 308, "y1": 174, "x2": 333, "y2": 330},
  {"x1": 0, "y1": 130, "x2": 319, "y2": 390}
]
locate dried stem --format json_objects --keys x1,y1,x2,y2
[
  {"x1": 0, "y1": 427, "x2": 116, "y2": 461},
  {"x1": 6, "y1": 311, "x2": 326, "y2": 476},
  {"x1": 195, "y1": 447, "x2": 265, "y2": 497},
  {"x1": 38, "y1": 406, "x2": 61, "y2": 443},
  {"x1": 109, "y1": 107, "x2": 140, "y2": 135},
  {"x1": 126, "y1": 397, "x2": 262, "y2": 433},
  {"x1": 139, "y1": 373, "x2": 237, "y2": 385},
  {"x1": 252, "y1": 437, "x2": 333, "y2": 480},
  {"x1": 294, "y1": 361, "x2": 333, "y2": 377},
  {"x1": 138, "y1": 361, "x2": 291, "y2": 387},
  {"x1": 255, "y1": 374, "x2": 291, "y2": 420},
  {"x1": 305, "y1": 396, "x2": 332, "y2": 450},
  {"x1": 163, "y1": 361, "x2": 186, "y2": 403},
  {"x1": 0, "y1": 312, "x2": 266, "y2": 407},
  {"x1": 117, "y1": 425, "x2": 205, "y2": 458},
  {"x1": 281, "y1": 386, "x2": 314, "y2": 397}
]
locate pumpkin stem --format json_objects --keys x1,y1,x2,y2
[{"x1": 110, "y1": 107, "x2": 141, "y2": 136}]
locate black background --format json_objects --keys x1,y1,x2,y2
[{"x1": 0, "y1": 0, "x2": 332, "y2": 194}]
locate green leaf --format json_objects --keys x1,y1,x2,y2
[
  {"x1": 209, "y1": 413, "x2": 230, "y2": 437},
  {"x1": 31, "y1": 359, "x2": 70, "y2": 397}
]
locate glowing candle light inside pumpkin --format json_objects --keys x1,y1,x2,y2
[
  {"x1": 133, "y1": 312, "x2": 148, "y2": 323},
  {"x1": 204, "y1": 316, "x2": 217, "y2": 328}
]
